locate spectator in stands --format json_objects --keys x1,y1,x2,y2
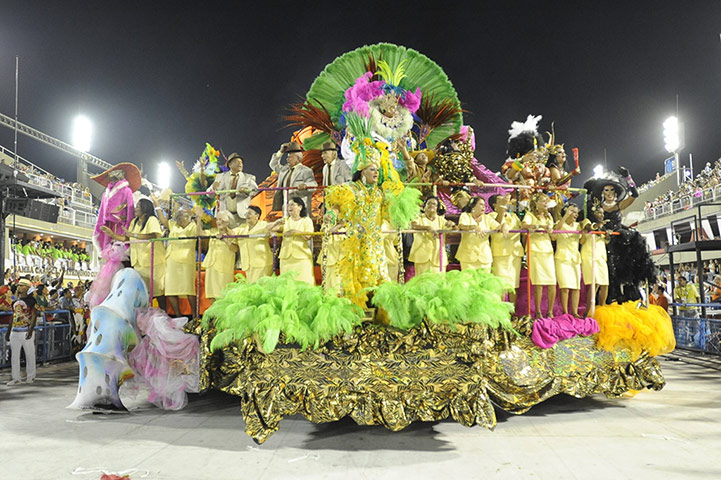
[
  {"x1": 47, "y1": 288, "x2": 60, "y2": 309},
  {"x1": 649, "y1": 284, "x2": 669, "y2": 312},
  {"x1": 34, "y1": 284, "x2": 49, "y2": 312},
  {"x1": 710, "y1": 274, "x2": 721, "y2": 304},
  {"x1": 5, "y1": 278, "x2": 37, "y2": 385},
  {"x1": 0, "y1": 285, "x2": 13, "y2": 329},
  {"x1": 674, "y1": 276, "x2": 700, "y2": 318}
]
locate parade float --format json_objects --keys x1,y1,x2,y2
[{"x1": 73, "y1": 43, "x2": 675, "y2": 445}]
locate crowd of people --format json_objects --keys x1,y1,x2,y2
[
  {"x1": 649, "y1": 260, "x2": 721, "y2": 317},
  {"x1": 1, "y1": 271, "x2": 91, "y2": 385},
  {"x1": 643, "y1": 160, "x2": 721, "y2": 219},
  {"x1": 8, "y1": 235, "x2": 91, "y2": 272}
]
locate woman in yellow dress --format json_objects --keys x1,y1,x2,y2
[
  {"x1": 522, "y1": 193, "x2": 557, "y2": 318},
  {"x1": 489, "y1": 193, "x2": 524, "y2": 303},
  {"x1": 156, "y1": 203, "x2": 201, "y2": 316},
  {"x1": 271, "y1": 197, "x2": 315, "y2": 285},
  {"x1": 456, "y1": 196, "x2": 503, "y2": 272},
  {"x1": 409, "y1": 197, "x2": 454, "y2": 275},
  {"x1": 320, "y1": 205, "x2": 344, "y2": 292},
  {"x1": 201, "y1": 210, "x2": 238, "y2": 303},
  {"x1": 101, "y1": 198, "x2": 166, "y2": 308},
  {"x1": 580, "y1": 200, "x2": 610, "y2": 315},
  {"x1": 553, "y1": 203, "x2": 582, "y2": 316},
  {"x1": 236, "y1": 206, "x2": 274, "y2": 283},
  {"x1": 382, "y1": 220, "x2": 401, "y2": 282}
]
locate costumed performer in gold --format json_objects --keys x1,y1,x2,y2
[
  {"x1": 553, "y1": 203, "x2": 582, "y2": 316},
  {"x1": 270, "y1": 197, "x2": 315, "y2": 286},
  {"x1": 236, "y1": 206, "x2": 274, "y2": 283},
  {"x1": 101, "y1": 197, "x2": 167, "y2": 309},
  {"x1": 456, "y1": 196, "x2": 504, "y2": 272},
  {"x1": 201, "y1": 210, "x2": 238, "y2": 303},
  {"x1": 489, "y1": 193, "x2": 524, "y2": 303},
  {"x1": 154, "y1": 197, "x2": 202, "y2": 316},
  {"x1": 580, "y1": 199, "x2": 610, "y2": 315},
  {"x1": 522, "y1": 192, "x2": 557, "y2": 318},
  {"x1": 409, "y1": 196, "x2": 454, "y2": 275}
]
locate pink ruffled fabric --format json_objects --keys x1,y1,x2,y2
[
  {"x1": 531, "y1": 313, "x2": 600, "y2": 349},
  {"x1": 87, "y1": 243, "x2": 129, "y2": 308},
  {"x1": 342, "y1": 72, "x2": 383, "y2": 116},
  {"x1": 127, "y1": 308, "x2": 199, "y2": 410}
]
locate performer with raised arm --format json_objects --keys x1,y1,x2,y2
[
  {"x1": 269, "y1": 141, "x2": 317, "y2": 215},
  {"x1": 210, "y1": 152, "x2": 258, "y2": 228},
  {"x1": 583, "y1": 166, "x2": 656, "y2": 303},
  {"x1": 321, "y1": 142, "x2": 351, "y2": 187}
]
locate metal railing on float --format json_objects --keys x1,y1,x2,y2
[{"x1": 116, "y1": 181, "x2": 628, "y2": 319}]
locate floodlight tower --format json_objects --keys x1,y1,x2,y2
[{"x1": 663, "y1": 116, "x2": 685, "y2": 186}]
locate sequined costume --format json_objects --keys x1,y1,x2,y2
[{"x1": 325, "y1": 180, "x2": 390, "y2": 306}]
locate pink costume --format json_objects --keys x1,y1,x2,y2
[{"x1": 94, "y1": 179, "x2": 135, "y2": 251}]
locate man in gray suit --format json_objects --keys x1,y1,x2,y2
[
  {"x1": 211, "y1": 152, "x2": 257, "y2": 227},
  {"x1": 321, "y1": 142, "x2": 351, "y2": 187},
  {"x1": 269, "y1": 141, "x2": 317, "y2": 214}
]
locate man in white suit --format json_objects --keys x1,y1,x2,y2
[
  {"x1": 321, "y1": 141, "x2": 351, "y2": 187},
  {"x1": 211, "y1": 152, "x2": 258, "y2": 227},
  {"x1": 269, "y1": 141, "x2": 317, "y2": 214}
]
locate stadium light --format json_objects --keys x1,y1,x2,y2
[
  {"x1": 71, "y1": 115, "x2": 93, "y2": 152},
  {"x1": 593, "y1": 165, "x2": 604, "y2": 178},
  {"x1": 663, "y1": 116, "x2": 684, "y2": 153},
  {"x1": 157, "y1": 161, "x2": 171, "y2": 190}
]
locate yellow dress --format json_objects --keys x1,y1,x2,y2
[
  {"x1": 164, "y1": 221, "x2": 197, "y2": 296},
  {"x1": 409, "y1": 214, "x2": 447, "y2": 275},
  {"x1": 237, "y1": 220, "x2": 273, "y2": 283},
  {"x1": 554, "y1": 221, "x2": 581, "y2": 290},
  {"x1": 382, "y1": 220, "x2": 400, "y2": 282},
  {"x1": 580, "y1": 219, "x2": 609, "y2": 286},
  {"x1": 129, "y1": 216, "x2": 166, "y2": 296},
  {"x1": 325, "y1": 181, "x2": 390, "y2": 306},
  {"x1": 522, "y1": 211, "x2": 555, "y2": 286},
  {"x1": 202, "y1": 227, "x2": 237, "y2": 299},
  {"x1": 456, "y1": 212, "x2": 498, "y2": 272},
  {"x1": 279, "y1": 216, "x2": 315, "y2": 286},
  {"x1": 320, "y1": 220, "x2": 344, "y2": 292},
  {"x1": 491, "y1": 212, "x2": 524, "y2": 289}
]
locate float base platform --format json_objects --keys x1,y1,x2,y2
[{"x1": 193, "y1": 317, "x2": 667, "y2": 444}]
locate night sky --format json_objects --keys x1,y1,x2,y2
[{"x1": 1, "y1": 1, "x2": 721, "y2": 193}]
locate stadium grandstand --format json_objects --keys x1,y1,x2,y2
[{"x1": 1, "y1": 144, "x2": 98, "y2": 284}]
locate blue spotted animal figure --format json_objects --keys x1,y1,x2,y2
[{"x1": 68, "y1": 268, "x2": 149, "y2": 411}]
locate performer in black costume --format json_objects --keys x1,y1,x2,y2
[{"x1": 583, "y1": 167, "x2": 656, "y2": 303}]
